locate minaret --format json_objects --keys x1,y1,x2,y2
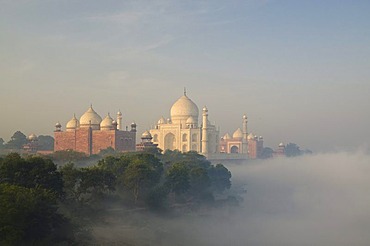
[
  {"x1": 242, "y1": 114, "x2": 248, "y2": 155},
  {"x1": 117, "y1": 110, "x2": 122, "y2": 130},
  {"x1": 201, "y1": 106, "x2": 209, "y2": 154}
]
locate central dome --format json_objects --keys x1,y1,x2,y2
[
  {"x1": 170, "y1": 95, "x2": 199, "y2": 124},
  {"x1": 79, "y1": 105, "x2": 102, "y2": 130}
]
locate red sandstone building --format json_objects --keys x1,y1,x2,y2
[{"x1": 54, "y1": 106, "x2": 136, "y2": 155}]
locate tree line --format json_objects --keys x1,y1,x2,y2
[{"x1": 0, "y1": 149, "x2": 232, "y2": 244}]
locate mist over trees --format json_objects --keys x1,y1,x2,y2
[{"x1": 0, "y1": 150, "x2": 233, "y2": 244}]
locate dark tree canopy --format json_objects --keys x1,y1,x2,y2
[
  {"x1": 0, "y1": 153, "x2": 63, "y2": 196},
  {"x1": 285, "y1": 143, "x2": 302, "y2": 157},
  {"x1": 37, "y1": 135, "x2": 54, "y2": 151},
  {"x1": 5, "y1": 131, "x2": 28, "y2": 149}
]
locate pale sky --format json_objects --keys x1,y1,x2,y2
[{"x1": 1, "y1": 0, "x2": 369, "y2": 152}]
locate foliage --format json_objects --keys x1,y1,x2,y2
[
  {"x1": 37, "y1": 135, "x2": 54, "y2": 151},
  {"x1": 60, "y1": 163, "x2": 115, "y2": 209},
  {"x1": 207, "y1": 164, "x2": 232, "y2": 193},
  {"x1": 0, "y1": 184, "x2": 72, "y2": 245},
  {"x1": 0, "y1": 153, "x2": 63, "y2": 196},
  {"x1": 165, "y1": 163, "x2": 190, "y2": 195},
  {"x1": 285, "y1": 143, "x2": 302, "y2": 157},
  {"x1": 124, "y1": 153, "x2": 163, "y2": 203},
  {"x1": 0, "y1": 138, "x2": 4, "y2": 149},
  {"x1": 5, "y1": 131, "x2": 28, "y2": 149},
  {"x1": 50, "y1": 150, "x2": 88, "y2": 163},
  {"x1": 260, "y1": 147, "x2": 274, "y2": 159}
]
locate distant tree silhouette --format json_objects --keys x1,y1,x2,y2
[
  {"x1": 285, "y1": 143, "x2": 302, "y2": 157},
  {"x1": 5, "y1": 131, "x2": 28, "y2": 149}
]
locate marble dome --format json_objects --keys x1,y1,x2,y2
[
  {"x1": 100, "y1": 113, "x2": 114, "y2": 130},
  {"x1": 66, "y1": 114, "x2": 80, "y2": 131},
  {"x1": 170, "y1": 95, "x2": 199, "y2": 124},
  {"x1": 233, "y1": 128, "x2": 243, "y2": 139},
  {"x1": 141, "y1": 130, "x2": 152, "y2": 139},
  {"x1": 79, "y1": 105, "x2": 102, "y2": 130}
]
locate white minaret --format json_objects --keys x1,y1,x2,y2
[
  {"x1": 242, "y1": 114, "x2": 248, "y2": 154},
  {"x1": 242, "y1": 114, "x2": 248, "y2": 140},
  {"x1": 117, "y1": 110, "x2": 122, "y2": 130},
  {"x1": 201, "y1": 106, "x2": 209, "y2": 154}
]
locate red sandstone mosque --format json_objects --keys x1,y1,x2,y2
[{"x1": 54, "y1": 105, "x2": 136, "y2": 155}]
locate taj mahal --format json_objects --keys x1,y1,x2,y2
[
  {"x1": 148, "y1": 91, "x2": 259, "y2": 160},
  {"x1": 54, "y1": 90, "x2": 264, "y2": 160}
]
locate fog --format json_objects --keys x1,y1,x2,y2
[{"x1": 92, "y1": 151, "x2": 370, "y2": 245}]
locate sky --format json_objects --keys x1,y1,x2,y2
[{"x1": 0, "y1": 0, "x2": 369, "y2": 152}]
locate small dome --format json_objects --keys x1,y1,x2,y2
[
  {"x1": 223, "y1": 133, "x2": 231, "y2": 140},
  {"x1": 55, "y1": 122, "x2": 61, "y2": 128},
  {"x1": 141, "y1": 130, "x2": 152, "y2": 139},
  {"x1": 117, "y1": 110, "x2": 122, "y2": 116},
  {"x1": 28, "y1": 133, "x2": 37, "y2": 141},
  {"x1": 170, "y1": 94, "x2": 199, "y2": 124},
  {"x1": 202, "y1": 106, "x2": 208, "y2": 112},
  {"x1": 279, "y1": 142, "x2": 285, "y2": 147},
  {"x1": 233, "y1": 128, "x2": 243, "y2": 139},
  {"x1": 66, "y1": 114, "x2": 80, "y2": 131},
  {"x1": 247, "y1": 133, "x2": 254, "y2": 140},
  {"x1": 79, "y1": 105, "x2": 102, "y2": 130},
  {"x1": 186, "y1": 116, "x2": 196, "y2": 124},
  {"x1": 100, "y1": 113, "x2": 114, "y2": 130},
  {"x1": 131, "y1": 122, "x2": 136, "y2": 127},
  {"x1": 259, "y1": 136, "x2": 263, "y2": 140},
  {"x1": 158, "y1": 117, "x2": 166, "y2": 124},
  {"x1": 243, "y1": 114, "x2": 247, "y2": 120}
]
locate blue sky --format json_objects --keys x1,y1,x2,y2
[{"x1": 1, "y1": 0, "x2": 369, "y2": 151}]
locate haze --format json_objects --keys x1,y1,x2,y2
[
  {"x1": 1, "y1": 0, "x2": 370, "y2": 152},
  {"x1": 90, "y1": 150, "x2": 370, "y2": 245}
]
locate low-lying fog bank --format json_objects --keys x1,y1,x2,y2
[{"x1": 93, "y1": 151, "x2": 370, "y2": 246}]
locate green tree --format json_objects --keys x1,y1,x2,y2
[
  {"x1": 260, "y1": 147, "x2": 274, "y2": 159},
  {"x1": 50, "y1": 150, "x2": 87, "y2": 163},
  {"x1": 124, "y1": 153, "x2": 163, "y2": 203},
  {"x1": 60, "y1": 163, "x2": 115, "y2": 207},
  {"x1": 0, "y1": 138, "x2": 4, "y2": 149},
  {"x1": 0, "y1": 184, "x2": 72, "y2": 245},
  {"x1": 189, "y1": 167, "x2": 211, "y2": 195},
  {"x1": 0, "y1": 153, "x2": 63, "y2": 196},
  {"x1": 5, "y1": 131, "x2": 28, "y2": 149},
  {"x1": 207, "y1": 164, "x2": 231, "y2": 193},
  {"x1": 165, "y1": 163, "x2": 190, "y2": 195},
  {"x1": 37, "y1": 135, "x2": 54, "y2": 151},
  {"x1": 285, "y1": 143, "x2": 302, "y2": 157}
]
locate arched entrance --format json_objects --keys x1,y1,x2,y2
[
  {"x1": 164, "y1": 133, "x2": 176, "y2": 150},
  {"x1": 230, "y1": 145, "x2": 239, "y2": 153}
]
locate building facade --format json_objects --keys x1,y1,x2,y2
[
  {"x1": 149, "y1": 92, "x2": 219, "y2": 155},
  {"x1": 54, "y1": 106, "x2": 136, "y2": 155}
]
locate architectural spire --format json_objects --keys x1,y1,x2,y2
[{"x1": 184, "y1": 87, "x2": 187, "y2": 96}]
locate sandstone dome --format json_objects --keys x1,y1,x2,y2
[
  {"x1": 170, "y1": 95, "x2": 199, "y2": 124},
  {"x1": 100, "y1": 113, "x2": 114, "y2": 130},
  {"x1": 66, "y1": 114, "x2": 80, "y2": 131},
  {"x1": 79, "y1": 105, "x2": 102, "y2": 130}
]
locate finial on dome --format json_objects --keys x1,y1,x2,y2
[{"x1": 184, "y1": 87, "x2": 187, "y2": 96}]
